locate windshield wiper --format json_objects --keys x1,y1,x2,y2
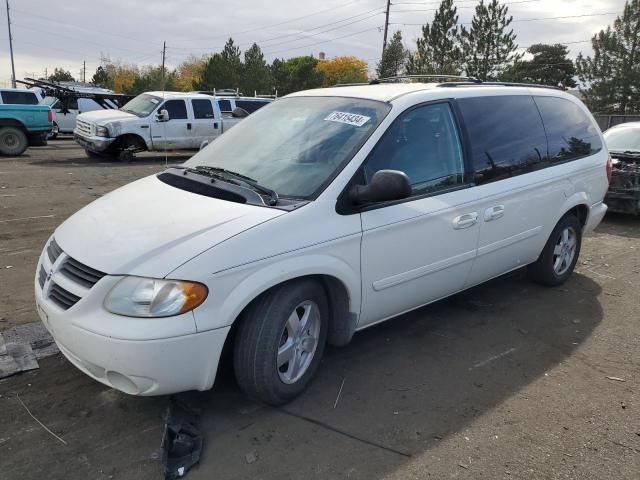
[
  {"x1": 610, "y1": 149, "x2": 640, "y2": 156},
  {"x1": 188, "y1": 166, "x2": 279, "y2": 206}
]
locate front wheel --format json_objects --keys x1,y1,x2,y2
[
  {"x1": 528, "y1": 214, "x2": 582, "y2": 286},
  {"x1": 234, "y1": 279, "x2": 329, "y2": 405}
]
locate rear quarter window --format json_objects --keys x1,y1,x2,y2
[
  {"x1": 1, "y1": 90, "x2": 39, "y2": 105},
  {"x1": 457, "y1": 95, "x2": 548, "y2": 184},
  {"x1": 533, "y1": 96, "x2": 602, "y2": 161}
]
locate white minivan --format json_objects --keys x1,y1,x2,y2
[{"x1": 35, "y1": 81, "x2": 610, "y2": 405}]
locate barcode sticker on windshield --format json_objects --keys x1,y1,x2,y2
[{"x1": 324, "y1": 111, "x2": 371, "y2": 127}]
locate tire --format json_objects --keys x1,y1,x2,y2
[
  {"x1": 234, "y1": 279, "x2": 329, "y2": 405},
  {"x1": 0, "y1": 127, "x2": 29, "y2": 156},
  {"x1": 528, "y1": 213, "x2": 582, "y2": 286},
  {"x1": 118, "y1": 150, "x2": 134, "y2": 163}
]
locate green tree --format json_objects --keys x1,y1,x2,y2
[
  {"x1": 91, "y1": 66, "x2": 109, "y2": 87},
  {"x1": 504, "y1": 44, "x2": 576, "y2": 87},
  {"x1": 271, "y1": 56, "x2": 324, "y2": 95},
  {"x1": 130, "y1": 66, "x2": 177, "y2": 94},
  {"x1": 241, "y1": 43, "x2": 272, "y2": 95},
  {"x1": 198, "y1": 38, "x2": 243, "y2": 91},
  {"x1": 576, "y1": 0, "x2": 640, "y2": 113},
  {"x1": 49, "y1": 68, "x2": 75, "y2": 82},
  {"x1": 406, "y1": 0, "x2": 462, "y2": 75},
  {"x1": 376, "y1": 31, "x2": 407, "y2": 79},
  {"x1": 461, "y1": 0, "x2": 521, "y2": 81}
]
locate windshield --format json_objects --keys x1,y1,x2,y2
[
  {"x1": 120, "y1": 93, "x2": 162, "y2": 117},
  {"x1": 604, "y1": 126, "x2": 640, "y2": 152},
  {"x1": 184, "y1": 96, "x2": 390, "y2": 199},
  {"x1": 43, "y1": 96, "x2": 58, "y2": 107}
]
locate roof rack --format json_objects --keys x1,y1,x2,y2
[
  {"x1": 375, "y1": 74, "x2": 482, "y2": 84},
  {"x1": 437, "y1": 81, "x2": 565, "y2": 91}
]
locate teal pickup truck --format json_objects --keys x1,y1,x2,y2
[{"x1": 0, "y1": 104, "x2": 53, "y2": 156}]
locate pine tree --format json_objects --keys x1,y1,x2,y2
[
  {"x1": 241, "y1": 43, "x2": 272, "y2": 95},
  {"x1": 503, "y1": 44, "x2": 576, "y2": 87},
  {"x1": 376, "y1": 31, "x2": 407, "y2": 79},
  {"x1": 461, "y1": 0, "x2": 521, "y2": 81},
  {"x1": 406, "y1": 0, "x2": 462, "y2": 75},
  {"x1": 576, "y1": 0, "x2": 640, "y2": 113},
  {"x1": 91, "y1": 66, "x2": 109, "y2": 87},
  {"x1": 48, "y1": 68, "x2": 75, "y2": 82},
  {"x1": 197, "y1": 38, "x2": 243, "y2": 91}
]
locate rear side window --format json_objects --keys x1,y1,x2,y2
[
  {"x1": 1, "y1": 90, "x2": 38, "y2": 104},
  {"x1": 192, "y1": 99, "x2": 215, "y2": 119},
  {"x1": 218, "y1": 99, "x2": 232, "y2": 112},
  {"x1": 236, "y1": 100, "x2": 269, "y2": 113},
  {"x1": 534, "y1": 96, "x2": 602, "y2": 161},
  {"x1": 458, "y1": 95, "x2": 548, "y2": 184},
  {"x1": 162, "y1": 100, "x2": 188, "y2": 120}
]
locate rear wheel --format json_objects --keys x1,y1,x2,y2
[
  {"x1": 528, "y1": 214, "x2": 582, "y2": 286},
  {"x1": 234, "y1": 279, "x2": 328, "y2": 405},
  {"x1": 0, "y1": 127, "x2": 29, "y2": 156}
]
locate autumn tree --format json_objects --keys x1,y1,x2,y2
[
  {"x1": 49, "y1": 68, "x2": 75, "y2": 82},
  {"x1": 406, "y1": 0, "x2": 462, "y2": 75},
  {"x1": 461, "y1": 0, "x2": 521, "y2": 81},
  {"x1": 175, "y1": 56, "x2": 206, "y2": 91},
  {"x1": 376, "y1": 31, "x2": 407, "y2": 79},
  {"x1": 576, "y1": 0, "x2": 640, "y2": 113},
  {"x1": 504, "y1": 44, "x2": 576, "y2": 87},
  {"x1": 241, "y1": 43, "x2": 272, "y2": 95},
  {"x1": 316, "y1": 56, "x2": 368, "y2": 86}
]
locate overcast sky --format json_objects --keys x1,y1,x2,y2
[{"x1": 0, "y1": 0, "x2": 630, "y2": 87}]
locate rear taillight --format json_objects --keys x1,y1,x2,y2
[
  {"x1": 47, "y1": 110, "x2": 53, "y2": 123},
  {"x1": 606, "y1": 154, "x2": 613, "y2": 184}
]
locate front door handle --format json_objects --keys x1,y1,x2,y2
[
  {"x1": 453, "y1": 212, "x2": 478, "y2": 229},
  {"x1": 484, "y1": 205, "x2": 505, "y2": 221}
]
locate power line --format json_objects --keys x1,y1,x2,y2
[
  {"x1": 391, "y1": 0, "x2": 544, "y2": 13},
  {"x1": 390, "y1": 11, "x2": 621, "y2": 25},
  {"x1": 263, "y1": 25, "x2": 383, "y2": 56}
]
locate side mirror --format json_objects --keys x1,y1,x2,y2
[
  {"x1": 231, "y1": 107, "x2": 249, "y2": 118},
  {"x1": 155, "y1": 109, "x2": 169, "y2": 122},
  {"x1": 350, "y1": 170, "x2": 411, "y2": 205}
]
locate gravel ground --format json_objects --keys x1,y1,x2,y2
[{"x1": 0, "y1": 140, "x2": 638, "y2": 479}]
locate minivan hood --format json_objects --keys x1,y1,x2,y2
[
  {"x1": 54, "y1": 175, "x2": 285, "y2": 278},
  {"x1": 78, "y1": 109, "x2": 137, "y2": 124}
]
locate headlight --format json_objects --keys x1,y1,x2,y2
[
  {"x1": 104, "y1": 277, "x2": 208, "y2": 318},
  {"x1": 96, "y1": 125, "x2": 110, "y2": 137}
]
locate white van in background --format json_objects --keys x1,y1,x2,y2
[{"x1": 42, "y1": 86, "x2": 121, "y2": 138}]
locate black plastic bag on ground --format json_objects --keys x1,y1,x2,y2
[{"x1": 161, "y1": 397, "x2": 203, "y2": 479}]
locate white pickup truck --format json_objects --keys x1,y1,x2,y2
[{"x1": 74, "y1": 91, "x2": 272, "y2": 161}]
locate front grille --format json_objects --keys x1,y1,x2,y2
[
  {"x1": 47, "y1": 238, "x2": 63, "y2": 264},
  {"x1": 76, "y1": 119, "x2": 92, "y2": 136},
  {"x1": 60, "y1": 257, "x2": 106, "y2": 288},
  {"x1": 48, "y1": 282, "x2": 80, "y2": 310},
  {"x1": 38, "y1": 265, "x2": 47, "y2": 289}
]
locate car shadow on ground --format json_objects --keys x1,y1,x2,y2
[
  {"x1": 0, "y1": 269, "x2": 603, "y2": 480},
  {"x1": 181, "y1": 269, "x2": 603, "y2": 479}
]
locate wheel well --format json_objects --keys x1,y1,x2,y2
[
  {"x1": 569, "y1": 204, "x2": 589, "y2": 229},
  {"x1": 221, "y1": 275, "x2": 355, "y2": 367},
  {"x1": 0, "y1": 119, "x2": 27, "y2": 132},
  {"x1": 115, "y1": 134, "x2": 147, "y2": 152}
]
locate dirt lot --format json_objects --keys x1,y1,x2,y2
[{"x1": 1, "y1": 140, "x2": 639, "y2": 479}]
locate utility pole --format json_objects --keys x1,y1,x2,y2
[
  {"x1": 161, "y1": 41, "x2": 166, "y2": 90},
  {"x1": 83, "y1": 60, "x2": 86, "y2": 83},
  {"x1": 5, "y1": 0, "x2": 16, "y2": 88},
  {"x1": 382, "y1": 0, "x2": 391, "y2": 52}
]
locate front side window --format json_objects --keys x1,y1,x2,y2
[
  {"x1": 161, "y1": 100, "x2": 188, "y2": 120},
  {"x1": 534, "y1": 96, "x2": 603, "y2": 161},
  {"x1": 192, "y1": 99, "x2": 214, "y2": 119},
  {"x1": 458, "y1": 95, "x2": 548, "y2": 184},
  {"x1": 362, "y1": 102, "x2": 465, "y2": 196},
  {"x1": 184, "y1": 96, "x2": 390, "y2": 199}
]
